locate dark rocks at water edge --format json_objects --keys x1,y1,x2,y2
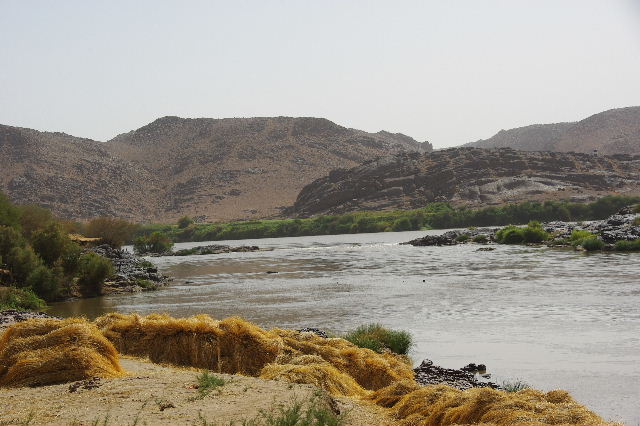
[
  {"x1": 0, "y1": 310, "x2": 60, "y2": 332},
  {"x1": 403, "y1": 206, "x2": 639, "y2": 247},
  {"x1": 414, "y1": 359, "x2": 500, "y2": 390},
  {"x1": 89, "y1": 245, "x2": 171, "y2": 294},
  {"x1": 169, "y1": 244, "x2": 260, "y2": 256}
]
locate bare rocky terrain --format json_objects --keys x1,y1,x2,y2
[
  {"x1": 290, "y1": 147, "x2": 640, "y2": 217},
  {"x1": 0, "y1": 118, "x2": 430, "y2": 222},
  {"x1": 465, "y1": 106, "x2": 640, "y2": 155}
]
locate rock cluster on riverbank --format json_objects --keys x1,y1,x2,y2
[
  {"x1": 0, "y1": 309, "x2": 59, "y2": 332},
  {"x1": 89, "y1": 245, "x2": 171, "y2": 294},
  {"x1": 170, "y1": 244, "x2": 260, "y2": 256},
  {"x1": 404, "y1": 206, "x2": 639, "y2": 250},
  {"x1": 413, "y1": 359, "x2": 500, "y2": 390}
]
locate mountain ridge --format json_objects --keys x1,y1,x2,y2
[
  {"x1": 464, "y1": 106, "x2": 640, "y2": 154},
  {"x1": 0, "y1": 116, "x2": 430, "y2": 221}
]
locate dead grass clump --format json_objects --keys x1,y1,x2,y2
[
  {"x1": 273, "y1": 328, "x2": 415, "y2": 391},
  {"x1": 260, "y1": 355, "x2": 367, "y2": 397},
  {"x1": 392, "y1": 385, "x2": 611, "y2": 426},
  {"x1": 370, "y1": 379, "x2": 421, "y2": 408},
  {"x1": 96, "y1": 313, "x2": 284, "y2": 375},
  {"x1": 0, "y1": 318, "x2": 123, "y2": 387}
]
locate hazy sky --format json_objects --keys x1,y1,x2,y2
[{"x1": 1, "y1": 1, "x2": 639, "y2": 148}]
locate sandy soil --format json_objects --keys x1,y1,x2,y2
[{"x1": 0, "y1": 356, "x2": 396, "y2": 426}]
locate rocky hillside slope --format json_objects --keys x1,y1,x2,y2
[
  {"x1": 290, "y1": 148, "x2": 640, "y2": 217},
  {"x1": 465, "y1": 106, "x2": 640, "y2": 155},
  {"x1": 0, "y1": 125, "x2": 161, "y2": 220},
  {"x1": 0, "y1": 118, "x2": 430, "y2": 222}
]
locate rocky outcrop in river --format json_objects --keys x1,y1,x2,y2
[
  {"x1": 89, "y1": 245, "x2": 171, "y2": 294},
  {"x1": 404, "y1": 207, "x2": 640, "y2": 248}
]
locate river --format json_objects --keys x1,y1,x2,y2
[{"x1": 50, "y1": 230, "x2": 640, "y2": 425}]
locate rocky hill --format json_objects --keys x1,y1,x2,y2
[
  {"x1": 0, "y1": 125, "x2": 161, "y2": 220},
  {"x1": 465, "y1": 106, "x2": 640, "y2": 155},
  {"x1": 290, "y1": 148, "x2": 640, "y2": 217},
  {"x1": 0, "y1": 118, "x2": 430, "y2": 221}
]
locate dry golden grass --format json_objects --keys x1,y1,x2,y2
[
  {"x1": 390, "y1": 385, "x2": 612, "y2": 426},
  {"x1": 259, "y1": 354, "x2": 367, "y2": 397},
  {"x1": 0, "y1": 318, "x2": 124, "y2": 387},
  {"x1": 93, "y1": 313, "x2": 611, "y2": 426},
  {"x1": 96, "y1": 313, "x2": 414, "y2": 394}
]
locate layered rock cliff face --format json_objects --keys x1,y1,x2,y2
[
  {"x1": 290, "y1": 148, "x2": 640, "y2": 217},
  {"x1": 0, "y1": 118, "x2": 430, "y2": 221},
  {"x1": 465, "y1": 106, "x2": 640, "y2": 155}
]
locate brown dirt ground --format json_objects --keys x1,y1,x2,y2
[{"x1": 0, "y1": 356, "x2": 397, "y2": 426}]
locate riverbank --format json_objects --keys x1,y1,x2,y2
[
  {"x1": 0, "y1": 313, "x2": 614, "y2": 426},
  {"x1": 0, "y1": 355, "x2": 392, "y2": 426},
  {"x1": 403, "y1": 206, "x2": 640, "y2": 251},
  {"x1": 136, "y1": 195, "x2": 640, "y2": 243}
]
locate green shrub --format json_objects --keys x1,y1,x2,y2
[
  {"x1": 582, "y1": 237, "x2": 604, "y2": 252},
  {"x1": 196, "y1": 372, "x2": 225, "y2": 398},
  {"x1": 0, "y1": 286, "x2": 46, "y2": 311},
  {"x1": 31, "y1": 223, "x2": 69, "y2": 266},
  {"x1": 84, "y1": 217, "x2": 139, "y2": 248},
  {"x1": 77, "y1": 253, "x2": 114, "y2": 296},
  {"x1": 495, "y1": 226, "x2": 524, "y2": 244},
  {"x1": 135, "y1": 278, "x2": 158, "y2": 291},
  {"x1": 26, "y1": 265, "x2": 64, "y2": 301},
  {"x1": 569, "y1": 229, "x2": 596, "y2": 244},
  {"x1": 0, "y1": 225, "x2": 25, "y2": 260},
  {"x1": 133, "y1": 232, "x2": 174, "y2": 255},
  {"x1": 177, "y1": 216, "x2": 194, "y2": 229},
  {"x1": 634, "y1": 217, "x2": 640, "y2": 226},
  {"x1": 496, "y1": 222, "x2": 549, "y2": 244},
  {"x1": 17, "y1": 204, "x2": 54, "y2": 238},
  {"x1": 502, "y1": 380, "x2": 530, "y2": 393},
  {"x1": 392, "y1": 217, "x2": 413, "y2": 232},
  {"x1": 455, "y1": 233, "x2": 470, "y2": 242},
  {"x1": 521, "y1": 221, "x2": 549, "y2": 243},
  {"x1": 344, "y1": 323, "x2": 413, "y2": 355},
  {"x1": 6, "y1": 245, "x2": 42, "y2": 285},
  {"x1": 614, "y1": 239, "x2": 640, "y2": 251},
  {"x1": 60, "y1": 242, "x2": 83, "y2": 275},
  {"x1": 472, "y1": 234, "x2": 488, "y2": 243}
]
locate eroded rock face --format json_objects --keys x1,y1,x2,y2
[{"x1": 290, "y1": 148, "x2": 640, "y2": 217}]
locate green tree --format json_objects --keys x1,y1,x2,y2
[
  {"x1": 84, "y1": 217, "x2": 139, "y2": 248},
  {"x1": 177, "y1": 216, "x2": 194, "y2": 229},
  {"x1": 133, "y1": 232, "x2": 174, "y2": 254},
  {"x1": 6, "y1": 245, "x2": 42, "y2": 285},
  {"x1": 31, "y1": 223, "x2": 69, "y2": 266},
  {"x1": 77, "y1": 252, "x2": 114, "y2": 296},
  {"x1": 26, "y1": 265, "x2": 64, "y2": 301}
]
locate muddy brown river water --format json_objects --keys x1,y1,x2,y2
[{"x1": 50, "y1": 230, "x2": 640, "y2": 425}]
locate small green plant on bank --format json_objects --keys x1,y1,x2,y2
[
  {"x1": 455, "y1": 233, "x2": 470, "y2": 242},
  {"x1": 614, "y1": 239, "x2": 640, "y2": 251},
  {"x1": 581, "y1": 237, "x2": 605, "y2": 252},
  {"x1": 569, "y1": 229, "x2": 597, "y2": 247},
  {"x1": 135, "y1": 278, "x2": 158, "y2": 291},
  {"x1": 472, "y1": 234, "x2": 488, "y2": 243},
  {"x1": 495, "y1": 221, "x2": 549, "y2": 244},
  {"x1": 0, "y1": 287, "x2": 46, "y2": 311},
  {"x1": 344, "y1": 323, "x2": 413, "y2": 355},
  {"x1": 133, "y1": 232, "x2": 174, "y2": 255},
  {"x1": 502, "y1": 380, "x2": 530, "y2": 393},
  {"x1": 195, "y1": 372, "x2": 226, "y2": 398},
  {"x1": 219, "y1": 392, "x2": 344, "y2": 426}
]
